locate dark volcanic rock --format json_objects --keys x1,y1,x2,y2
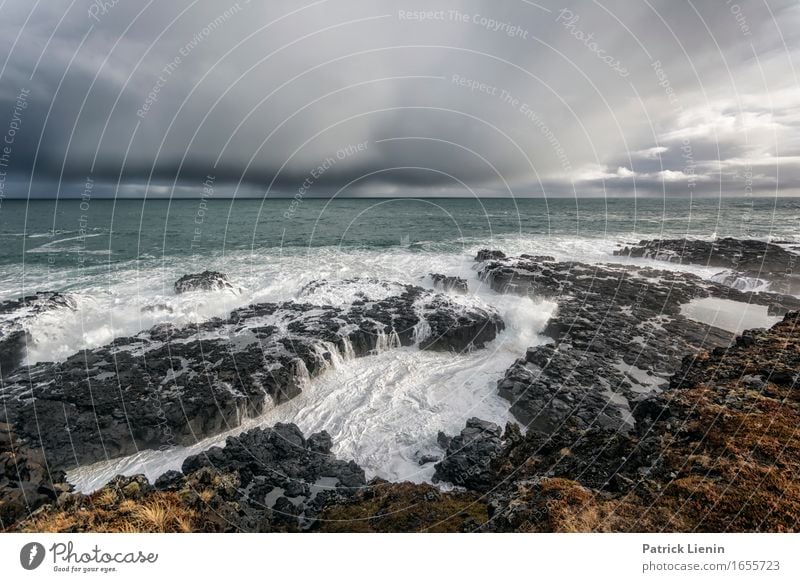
[
  {"x1": 323, "y1": 306, "x2": 800, "y2": 532},
  {"x1": 489, "y1": 311, "x2": 800, "y2": 532},
  {"x1": 0, "y1": 292, "x2": 77, "y2": 377},
  {"x1": 298, "y1": 279, "x2": 503, "y2": 352},
  {"x1": 0, "y1": 330, "x2": 28, "y2": 379},
  {"x1": 0, "y1": 279, "x2": 503, "y2": 472},
  {"x1": 429, "y1": 273, "x2": 469, "y2": 294},
  {"x1": 433, "y1": 418, "x2": 504, "y2": 491},
  {"x1": 615, "y1": 238, "x2": 800, "y2": 294},
  {"x1": 0, "y1": 291, "x2": 77, "y2": 317},
  {"x1": 416, "y1": 294, "x2": 502, "y2": 351},
  {"x1": 174, "y1": 271, "x2": 234, "y2": 294},
  {"x1": 182, "y1": 424, "x2": 365, "y2": 491},
  {"x1": 153, "y1": 470, "x2": 183, "y2": 491},
  {"x1": 0, "y1": 422, "x2": 72, "y2": 529},
  {"x1": 475, "y1": 249, "x2": 506, "y2": 262},
  {"x1": 476, "y1": 251, "x2": 800, "y2": 433},
  {"x1": 520, "y1": 254, "x2": 555, "y2": 262},
  {"x1": 178, "y1": 424, "x2": 366, "y2": 530},
  {"x1": 670, "y1": 310, "x2": 800, "y2": 391}
]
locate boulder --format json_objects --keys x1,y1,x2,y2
[
  {"x1": 475, "y1": 249, "x2": 506, "y2": 262},
  {"x1": 433, "y1": 418, "x2": 504, "y2": 492},
  {"x1": 174, "y1": 271, "x2": 234, "y2": 294},
  {"x1": 429, "y1": 273, "x2": 469, "y2": 294}
]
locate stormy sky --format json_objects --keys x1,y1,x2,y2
[{"x1": 0, "y1": 0, "x2": 798, "y2": 198}]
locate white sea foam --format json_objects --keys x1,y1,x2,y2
[{"x1": 709, "y1": 270, "x2": 771, "y2": 292}]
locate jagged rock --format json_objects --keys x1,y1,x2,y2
[
  {"x1": 475, "y1": 249, "x2": 506, "y2": 262},
  {"x1": 520, "y1": 254, "x2": 555, "y2": 262},
  {"x1": 0, "y1": 291, "x2": 77, "y2": 316},
  {"x1": 307, "y1": 431, "x2": 333, "y2": 454},
  {"x1": 9, "y1": 424, "x2": 367, "y2": 532},
  {"x1": 429, "y1": 273, "x2": 468, "y2": 294},
  {"x1": 433, "y1": 418, "x2": 504, "y2": 492},
  {"x1": 153, "y1": 470, "x2": 183, "y2": 491},
  {"x1": 670, "y1": 310, "x2": 800, "y2": 390},
  {"x1": 174, "y1": 271, "x2": 234, "y2": 294},
  {"x1": 179, "y1": 424, "x2": 364, "y2": 530},
  {"x1": 182, "y1": 424, "x2": 365, "y2": 489},
  {"x1": 9, "y1": 314, "x2": 800, "y2": 533}
]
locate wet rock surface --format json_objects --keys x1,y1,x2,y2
[
  {"x1": 174, "y1": 271, "x2": 235, "y2": 294},
  {"x1": 484, "y1": 312, "x2": 800, "y2": 532},
  {"x1": 475, "y1": 249, "x2": 800, "y2": 433},
  {"x1": 0, "y1": 330, "x2": 28, "y2": 379},
  {"x1": 180, "y1": 423, "x2": 365, "y2": 530},
  {"x1": 433, "y1": 418, "x2": 504, "y2": 492},
  {"x1": 615, "y1": 238, "x2": 800, "y2": 294},
  {"x1": 0, "y1": 291, "x2": 77, "y2": 317},
  {"x1": 429, "y1": 273, "x2": 469, "y2": 294},
  {"x1": 0, "y1": 279, "x2": 503, "y2": 472}
]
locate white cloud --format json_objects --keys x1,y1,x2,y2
[{"x1": 634, "y1": 146, "x2": 668, "y2": 159}]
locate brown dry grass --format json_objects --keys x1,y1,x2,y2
[
  {"x1": 319, "y1": 481, "x2": 488, "y2": 533},
  {"x1": 18, "y1": 491, "x2": 201, "y2": 533}
]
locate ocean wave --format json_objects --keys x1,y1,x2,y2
[
  {"x1": 25, "y1": 232, "x2": 106, "y2": 253},
  {"x1": 27, "y1": 230, "x2": 78, "y2": 239},
  {"x1": 25, "y1": 247, "x2": 111, "y2": 255}
]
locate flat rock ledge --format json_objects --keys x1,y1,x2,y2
[
  {"x1": 474, "y1": 249, "x2": 800, "y2": 433},
  {"x1": 615, "y1": 238, "x2": 800, "y2": 294}
]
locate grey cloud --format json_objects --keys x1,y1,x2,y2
[{"x1": 0, "y1": 0, "x2": 798, "y2": 198}]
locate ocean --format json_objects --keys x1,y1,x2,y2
[{"x1": 1, "y1": 196, "x2": 797, "y2": 489}]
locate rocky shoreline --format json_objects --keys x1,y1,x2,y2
[
  {"x1": 2, "y1": 238, "x2": 799, "y2": 532},
  {"x1": 0, "y1": 277, "x2": 503, "y2": 472},
  {"x1": 615, "y1": 237, "x2": 800, "y2": 294}
]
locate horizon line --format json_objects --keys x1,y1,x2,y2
[{"x1": 3, "y1": 194, "x2": 799, "y2": 201}]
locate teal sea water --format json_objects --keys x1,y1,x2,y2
[{"x1": 1, "y1": 196, "x2": 797, "y2": 271}]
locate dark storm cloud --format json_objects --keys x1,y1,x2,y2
[{"x1": 0, "y1": 0, "x2": 798, "y2": 198}]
